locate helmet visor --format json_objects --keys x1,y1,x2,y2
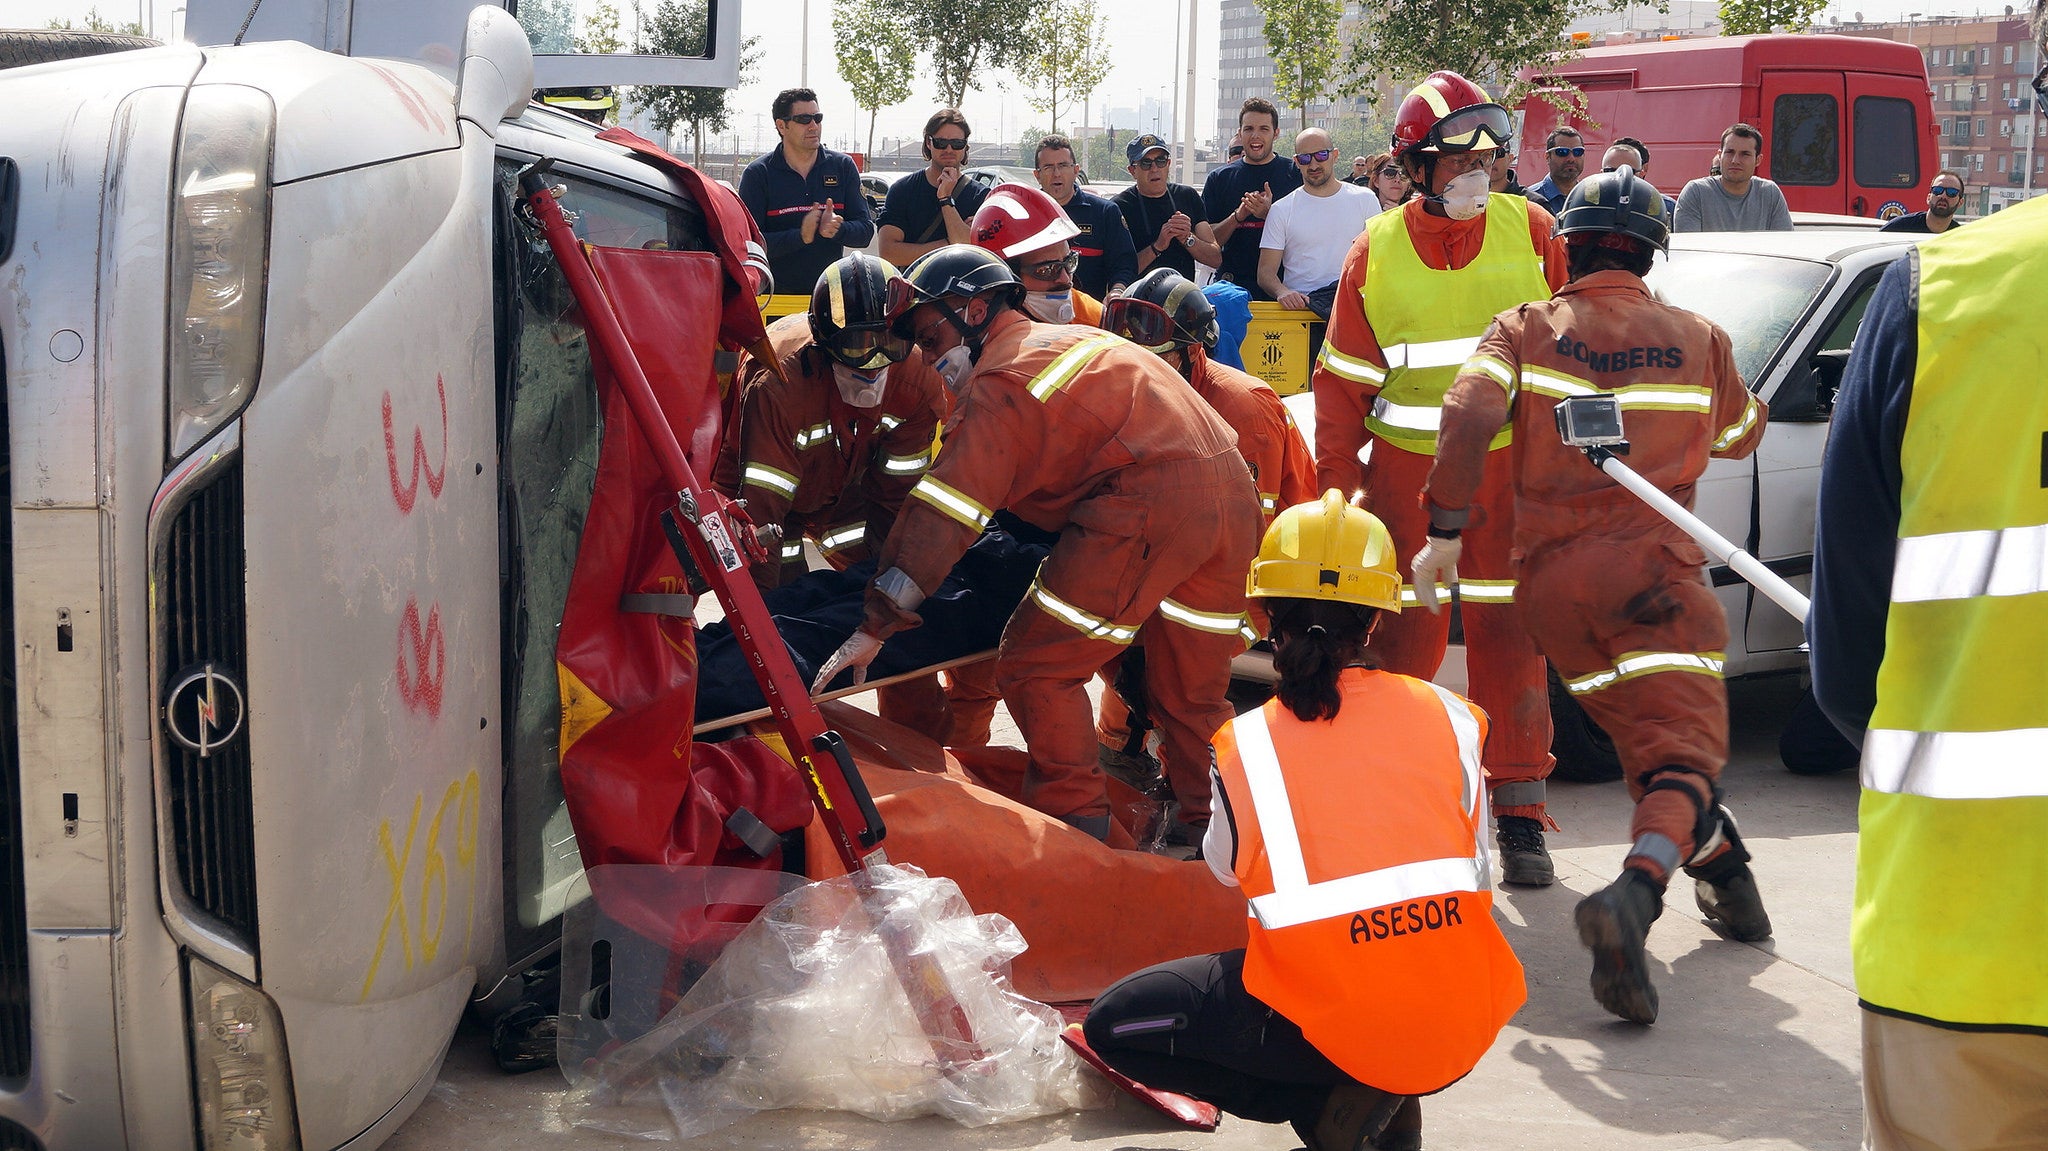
[
  {"x1": 1423, "y1": 103, "x2": 1512, "y2": 153},
  {"x1": 1102, "y1": 296, "x2": 1180, "y2": 352}
]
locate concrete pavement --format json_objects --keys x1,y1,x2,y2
[{"x1": 385, "y1": 673, "x2": 1868, "y2": 1150}]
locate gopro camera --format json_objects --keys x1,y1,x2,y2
[{"x1": 1555, "y1": 393, "x2": 1627, "y2": 448}]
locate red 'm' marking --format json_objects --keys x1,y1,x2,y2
[
  {"x1": 365, "y1": 62, "x2": 445, "y2": 134},
  {"x1": 396, "y1": 599, "x2": 447, "y2": 717},
  {"x1": 384, "y1": 374, "x2": 449, "y2": 514}
]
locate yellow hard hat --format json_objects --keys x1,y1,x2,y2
[{"x1": 1247, "y1": 490, "x2": 1402, "y2": 611}]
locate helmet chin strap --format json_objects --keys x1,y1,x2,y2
[{"x1": 934, "y1": 297, "x2": 991, "y2": 363}]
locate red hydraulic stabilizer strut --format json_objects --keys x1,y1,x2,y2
[{"x1": 516, "y1": 160, "x2": 988, "y2": 1067}]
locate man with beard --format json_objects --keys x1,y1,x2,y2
[{"x1": 1881, "y1": 169, "x2": 1967, "y2": 233}]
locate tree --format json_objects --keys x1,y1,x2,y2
[
  {"x1": 1256, "y1": 0, "x2": 1345, "y2": 132},
  {"x1": 1336, "y1": 0, "x2": 1632, "y2": 114},
  {"x1": 833, "y1": 0, "x2": 916, "y2": 158},
  {"x1": 46, "y1": 7, "x2": 144, "y2": 34},
  {"x1": 1012, "y1": 0, "x2": 1114, "y2": 134},
  {"x1": 897, "y1": 0, "x2": 1037, "y2": 111},
  {"x1": 575, "y1": 0, "x2": 626, "y2": 56},
  {"x1": 632, "y1": 0, "x2": 762, "y2": 166},
  {"x1": 1718, "y1": 0, "x2": 1829, "y2": 35},
  {"x1": 518, "y1": 0, "x2": 577, "y2": 53}
]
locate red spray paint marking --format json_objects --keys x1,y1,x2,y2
[
  {"x1": 384, "y1": 374, "x2": 449, "y2": 514},
  {"x1": 396, "y1": 599, "x2": 447, "y2": 717}
]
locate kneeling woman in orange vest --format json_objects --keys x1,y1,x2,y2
[{"x1": 1083, "y1": 493, "x2": 1526, "y2": 1151}]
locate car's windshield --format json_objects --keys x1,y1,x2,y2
[{"x1": 1645, "y1": 251, "x2": 1833, "y2": 388}]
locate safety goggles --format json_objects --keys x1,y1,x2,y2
[
  {"x1": 1018, "y1": 251, "x2": 1080, "y2": 281},
  {"x1": 1928, "y1": 185, "x2": 1962, "y2": 198},
  {"x1": 1422, "y1": 102, "x2": 1513, "y2": 153},
  {"x1": 1293, "y1": 148, "x2": 1335, "y2": 165},
  {"x1": 824, "y1": 327, "x2": 912, "y2": 370},
  {"x1": 1102, "y1": 296, "x2": 1181, "y2": 352},
  {"x1": 1548, "y1": 146, "x2": 1587, "y2": 158},
  {"x1": 927, "y1": 136, "x2": 968, "y2": 151},
  {"x1": 781, "y1": 112, "x2": 825, "y2": 126}
]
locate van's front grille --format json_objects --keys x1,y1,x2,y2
[
  {"x1": 0, "y1": 352, "x2": 27, "y2": 1077},
  {"x1": 161, "y1": 464, "x2": 257, "y2": 940}
]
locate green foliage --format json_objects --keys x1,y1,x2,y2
[
  {"x1": 1012, "y1": 0, "x2": 1114, "y2": 133},
  {"x1": 1019, "y1": 125, "x2": 1052, "y2": 166},
  {"x1": 46, "y1": 7, "x2": 145, "y2": 34},
  {"x1": 1718, "y1": 0, "x2": 1828, "y2": 35},
  {"x1": 897, "y1": 0, "x2": 1037, "y2": 110},
  {"x1": 1337, "y1": 0, "x2": 1636, "y2": 111},
  {"x1": 519, "y1": 0, "x2": 577, "y2": 54},
  {"x1": 575, "y1": 0, "x2": 626, "y2": 56},
  {"x1": 1256, "y1": 0, "x2": 1344, "y2": 131},
  {"x1": 631, "y1": 0, "x2": 761, "y2": 163},
  {"x1": 833, "y1": 0, "x2": 916, "y2": 157}
]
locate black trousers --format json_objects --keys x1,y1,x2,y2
[{"x1": 1082, "y1": 949, "x2": 1348, "y2": 1126}]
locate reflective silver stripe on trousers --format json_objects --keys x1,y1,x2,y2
[
  {"x1": 1861, "y1": 728, "x2": 2048, "y2": 799},
  {"x1": 1382, "y1": 336, "x2": 1483, "y2": 371},
  {"x1": 1233, "y1": 692, "x2": 1489, "y2": 931},
  {"x1": 1891, "y1": 522, "x2": 2048, "y2": 603}
]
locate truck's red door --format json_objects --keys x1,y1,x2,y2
[
  {"x1": 1845, "y1": 72, "x2": 1929, "y2": 220},
  {"x1": 1760, "y1": 70, "x2": 1849, "y2": 214}
]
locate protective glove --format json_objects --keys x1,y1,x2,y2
[
  {"x1": 1410, "y1": 535, "x2": 1463, "y2": 615},
  {"x1": 811, "y1": 629, "x2": 882, "y2": 694}
]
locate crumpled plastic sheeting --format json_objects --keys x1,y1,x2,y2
[{"x1": 566, "y1": 862, "x2": 1109, "y2": 1139}]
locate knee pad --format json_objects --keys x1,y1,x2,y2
[{"x1": 1634, "y1": 765, "x2": 1719, "y2": 856}]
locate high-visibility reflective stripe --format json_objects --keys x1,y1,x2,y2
[
  {"x1": 1318, "y1": 344, "x2": 1387, "y2": 385},
  {"x1": 780, "y1": 542, "x2": 804, "y2": 561},
  {"x1": 1519, "y1": 369, "x2": 1713, "y2": 413},
  {"x1": 1158, "y1": 597, "x2": 1251, "y2": 636},
  {"x1": 1399, "y1": 585, "x2": 1422, "y2": 606},
  {"x1": 1862, "y1": 727, "x2": 2048, "y2": 799},
  {"x1": 817, "y1": 523, "x2": 866, "y2": 552},
  {"x1": 1711, "y1": 397, "x2": 1761, "y2": 451},
  {"x1": 1027, "y1": 334, "x2": 1120, "y2": 402},
  {"x1": 1233, "y1": 700, "x2": 1487, "y2": 931},
  {"x1": 1518, "y1": 367, "x2": 1595, "y2": 399},
  {"x1": 742, "y1": 463, "x2": 799, "y2": 498},
  {"x1": 1370, "y1": 396, "x2": 1442, "y2": 432},
  {"x1": 1384, "y1": 336, "x2": 1482, "y2": 371},
  {"x1": 1027, "y1": 578, "x2": 1138, "y2": 643},
  {"x1": 1241, "y1": 624, "x2": 1262, "y2": 646},
  {"x1": 1457, "y1": 579, "x2": 1516, "y2": 604},
  {"x1": 909, "y1": 475, "x2": 993, "y2": 531},
  {"x1": 879, "y1": 414, "x2": 905, "y2": 431},
  {"x1": 793, "y1": 422, "x2": 834, "y2": 450},
  {"x1": 1891, "y1": 522, "x2": 2048, "y2": 603},
  {"x1": 1564, "y1": 650, "x2": 1725, "y2": 695},
  {"x1": 1260, "y1": 492, "x2": 1279, "y2": 513},
  {"x1": 1466, "y1": 354, "x2": 1517, "y2": 394},
  {"x1": 881, "y1": 449, "x2": 933, "y2": 475}
]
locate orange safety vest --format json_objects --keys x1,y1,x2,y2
[{"x1": 1215, "y1": 668, "x2": 1526, "y2": 1095}]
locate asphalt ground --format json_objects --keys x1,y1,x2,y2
[{"x1": 386, "y1": 671, "x2": 1867, "y2": 1151}]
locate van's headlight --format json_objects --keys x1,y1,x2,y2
[
  {"x1": 187, "y1": 954, "x2": 301, "y2": 1150},
  {"x1": 169, "y1": 85, "x2": 272, "y2": 462}
]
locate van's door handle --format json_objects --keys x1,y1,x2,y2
[{"x1": 1851, "y1": 195, "x2": 1868, "y2": 216}]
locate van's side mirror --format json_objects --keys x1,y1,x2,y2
[
  {"x1": 1772, "y1": 348, "x2": 1852, "y2": 423},
  {"x1": 1810, "y1": 348, "x2": 1851, "y2": 414}
]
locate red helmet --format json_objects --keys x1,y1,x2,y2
[
  {"x1": 969, "y1": 184, "x2": 1080, "y2": 260},
  {"x1": 1391, "y1": 71, "x2": 1513, "y2": 157}
]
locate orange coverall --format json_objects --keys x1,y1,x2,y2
[
  {"x1": 867, "y1": 321, "x2": 1264, "y2": 825},
  {"x1": 1424, "y1": 269, "x2": 1766, "y2": 877},
  {"x1": 1312, "y1": 201, "x2": 1568, "y2": 821}
]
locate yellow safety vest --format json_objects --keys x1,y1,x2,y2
[
  {"x1": 1853, "y1": 196, "x2": 2048, "y2": 1032},
  {"x1": 1358, "y1": 195, "x2": 1550, "y2": 454}
]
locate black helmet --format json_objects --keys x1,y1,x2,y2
[
  {"x1": 1555, "y1": 164, "x2": 1670, "y2": 253},
  {"x1": 809, "y1": 254, "x2": 914, "y2": 370},
  {"x1": 893, "y1": 244, "x2": 1024, "y2": 344},
  {"x1": 1105, "y1": 268, "x2": 1219, "y2": 353}
]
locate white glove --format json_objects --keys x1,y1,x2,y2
[
  {"x1": 1410, "y1": 535, "x2": 1463, "y2": 615},
  {"x1": 811, "y1": 630, "x2": 883, "y2": 694}
]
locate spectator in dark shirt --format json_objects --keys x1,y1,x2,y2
[
  {"x1": 878, "y1": 108, "x2": 988, "y2": 267},
  {"x1": 1203, "y1": 97, "x2": 1302, "y2": 299},
  {"x1": 1114, "y1": 133, "x2": 1222, "y2": 281},
  {"x1": 1487, "y1": 145, "x2": 1527, "y2": 197},
  {"x1": 1347, "y1": 155, "x2": 1374, "y2": 186},
  {"x1": 1032, "y1": 133, "x2": 1138, "y2": 298},
  {"x1": 1881, "y1": 170, "x2": 1967, "y2": 233},
  {"x1": 738, "y1": 87, "x2": 875, "y2": 296}
]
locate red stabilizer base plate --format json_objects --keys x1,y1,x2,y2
[{"x1": 1061, "y1": 1022, "x2": 1222, "y2": 1131}]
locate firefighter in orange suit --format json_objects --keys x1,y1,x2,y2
[
  {"x1": 811, "y1": 245, "x2": 1263, "y2": 841},
  {"x1": 1312, "y1": 70, "x2": 1570, "y2": 888},
  {"x1": 1095, "y1": 267, "x2": 1319, "y2": 792},
  {"x1": 1416, "y1": 166, "x2": 1771, "y2": 1025},
  {"x1": 711, "y1": 254, "x2": 948, "y2": 731},
  {"x1": 1085, "y1": 494, "x2": 1526, "y2": 1151}
]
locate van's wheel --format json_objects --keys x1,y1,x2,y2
[
  {"x1": 0, "y1": 29, "x2": 158, "y2": 70},
  {"x1": 1549, "y1": 664, "x2": 1623, "y2": 783}
]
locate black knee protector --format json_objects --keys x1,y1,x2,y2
[{"x1": 1634, "y1": 764, "x2": 1721, "y2": 859}]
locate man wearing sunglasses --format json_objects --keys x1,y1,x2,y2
[
  {"x1": 738, "y1": 87, "x2": 876, "y2": 296},
  {"x1": 878, "y1": 108, "x2": 989, "y2": 267},
  {"x1": 1115, "y1": 133, "x2": 1222, "y2": 281},
  {"x1": 1258, "y1": 127, "x2": 1381, "y2": 323},
  {"x1": 1313, "y1": 70, "x2": 1571, "y2": 889},
  {"x1": 813, "y1": 245, "x2": 1262, "y2": 843},
  {"x1": 1032, "y1": 133, "x2": 1138, "y2": 300},
  {"x1": 1526, "y1": 127, "x2": 1587, "y2": 215},
  {"x1": 1880, "y1": 169, "x2": 1967, "y2": 233}
]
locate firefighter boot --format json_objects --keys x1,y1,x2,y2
[
  {"x1": 1371, "y1": 1095, "x2": 1423, "y2": 1151},
  {"x1": 1574, "y1": 868, "x2": 1665, "y2": 1024},
  {"x1": 1294, "y1": 1079, "x2": 1408, "y2": 1151},
  {"x1": 1686, "y1": 805, "x2": 1773, "y2": 942},
  {"x1": 1495, "y1": 815, "x2": 1556, "y2": 887}
]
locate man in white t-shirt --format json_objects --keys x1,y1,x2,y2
[{"x1": 1258, "y1": 127, "x2": 1381, "y2": 318}]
